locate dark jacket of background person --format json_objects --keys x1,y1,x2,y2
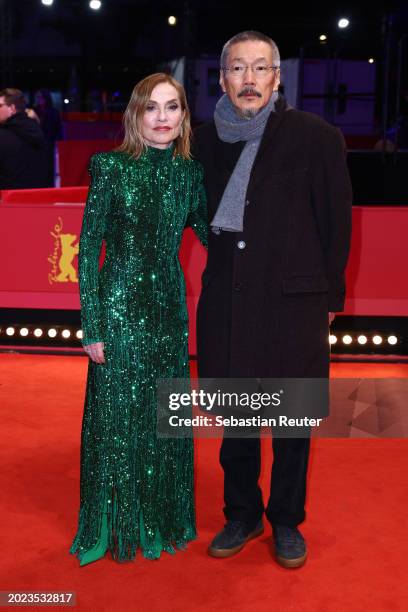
[
  {"x1": 0, "y1": 111, "x2": 48, "y2": 189},
  {"x1": 192, "y1": 96, "x2": 353, "y2": 388}
]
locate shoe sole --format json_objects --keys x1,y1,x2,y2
[
  {"x1": 275, "y1": 551, "x2": 307, "y2": 569},
  {"x1": 207, "y1": 525, "x2": 264, "y2": 558}
]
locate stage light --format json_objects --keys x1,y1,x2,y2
[
  {"x1": 41, "y1": 0, "x2": 54, "y2": 6},
  {"x1": 338, "y1": 18, "x2": 350, "y2": 29},
  {"x1": 373, "y1": 335, "x2": 383, "y2": 345},
  {"x1": 357, "y1": 335, "x2": 368, "y2": 345},
  {"x1": 6, "y1": 327, "x2": 15, "y2": 336},
  {"x1": 34, "y1": 328, "x2": 43, "y2": 338},
  {"x1": 168, "y1": 15, "x2": 177, "y2": 26},
  {"x1": 368, "y1": 58, "x2": 375, "y2": 64},
  {"x1": 319, "y1": 34, "x2": 327, "y2": 41},
  {"x1": 89, "y1": 0, "x2": 102, "y2": 10},
  {"x1": 62, "y1": 329, "x2": 71, "y2": 339},
  {"x1": 388, "y1": 335, "x2": 398, "y2": 345},
  {"x1": 20, "y1": 328, "x2": 29, "y2": 337},
  {"x1": 342, "y1": 334, "x2": 352, "y2": 345},
  {"x1": 329, "y1": 335, "x2": 337, "y2": 345},
  {"x1": 76, "y1": 330, "x2": 83, "y2": 340},
  {"x1": 48, "y1": 328, "x2": 57, "y2": 338},
  {"x1": 64, "y1": 98, "x2": 69, "y2": 104}
]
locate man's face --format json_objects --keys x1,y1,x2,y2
[
  {"x1": 220, "y1": 40, "x2": 280, "y2": 117},
  {"x1": 0, "y1": 97, "x2": 15, "y2": 124}
]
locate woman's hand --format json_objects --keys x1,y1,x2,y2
[{"x1": 83, "y1": 342, "x2": 105, "y2": 364}]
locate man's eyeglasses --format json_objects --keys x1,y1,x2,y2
[{"x1": 222, "y1": 64, "x2": 280, "y2": 79}]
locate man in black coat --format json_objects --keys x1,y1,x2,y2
[
  {"x1": 192, "y1": 31, "x2": 352, "y2": 568},
  {"x1": 0, "y1": 88, "x2": 48, "y2": 189}
]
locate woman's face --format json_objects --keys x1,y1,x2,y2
[{"x1": 141, "y1": 82, "x2": 185, "y2": 149}]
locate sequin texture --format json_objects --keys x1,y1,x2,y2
[{"x1": 69, "y1": 145, "x2": 208, "y2": 562}]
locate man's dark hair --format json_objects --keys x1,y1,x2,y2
[
  {"x1": 220, "y1": 30, "x2": 280, "y2": 69},
  {"x1": 0, "y1": 88, "x2": 26, "y2": 112}
]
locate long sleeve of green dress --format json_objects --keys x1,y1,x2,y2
[
  {"x1": 185, "y1": 162, "x2": 208, "y2": 248},
  {"x1": 78, "y1": 154, "x2": 112, "y2": 346}
]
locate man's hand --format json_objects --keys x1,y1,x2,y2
[
  {"x1": 83, "y1": 341, "x2": 105, "y2": 364},
  {"x1": 328, "y1": 312, "x2": 336, "y2": 325}
]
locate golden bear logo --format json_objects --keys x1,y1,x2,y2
[{"x1": 48, "y1": 217, "x2": 79, "y2": 284}]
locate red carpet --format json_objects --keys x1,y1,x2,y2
[{"x1": 1, "y1": 354, "x2": 408, "y2": 611}]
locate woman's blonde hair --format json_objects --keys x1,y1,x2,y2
[{"x1": 116, "y1": 73, "x2": 191, "y2": 159}]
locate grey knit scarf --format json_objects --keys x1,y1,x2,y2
[{"x1": 211, "y1": 90, "x2": 279, "y2": 233}]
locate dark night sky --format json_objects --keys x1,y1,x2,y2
[
  {"x1": 2, "y1": 0, "x2": 407, "y2": 99},
  {"x1": 9, "y1": 0, "x2": 407, "y2": 60}
]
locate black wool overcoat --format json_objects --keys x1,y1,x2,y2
[{"x1": 192, "y1": 96, "x2": 353, "y2": 382}]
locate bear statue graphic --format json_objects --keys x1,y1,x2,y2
[{"x1": 49, "y1": 217, "x2": 79, "y2": 284}]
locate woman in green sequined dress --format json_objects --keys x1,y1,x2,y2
[{"x1": 69, "y1": 74, "x2": 207, "y2": 565}]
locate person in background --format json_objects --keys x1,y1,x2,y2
[
  {"x1": 34, "y1": 89, "x2": 64, "y2": 186},
  {"x1": 0, "y1": 88, "x2": 47, "y2": 189}
]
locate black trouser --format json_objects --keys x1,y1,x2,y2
[{"x1": 220, "y1": 432, "x2": 310, "y2": 530}]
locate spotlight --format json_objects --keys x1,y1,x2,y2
[
  {"x1": 6, "y1": 327, "x2": 15, "y2": 336},
  {"x1": 89, "y1": 0, "x2": 102, "y2": 9},
  {"x1": 388, "y1": 335, "x2": 398, "y2": 345},
  {"x1": 338, "y1": 18, "x2": 350, "y2": 29},
  {"x1": 41, "y1": 0, "x2": 54, "y2": 6},
  {"x1": 342, "y1": 335, "x2": 352, "y2": 345},
  {"x1": 319, "y1": 34, "x2": 327, "y2": 41},
  {"x1": 329, "y1": 335, "x2": 337, "y2": 345},
  {"x1": 20, "y1": 328, "x2": 29, "y2": 337},
  {"x1": 64, "y1": 98, "x2": 70, "y2": 104},
  {"x1": 76, "y1": 330, "x2": 83, "y2": 340},
  {"x1": 368, "y1": 58, "x2": 375, "y2": 64},
  {"x1": 34, "y1": 328, "x2": 43, "y2": 338},
  {"x1": 357, "y1": 335, "x2": 368, "y2": 345},
  {"x1": 168, "y1": 15, "x2": 177, "y2": 26},
  {"x1": 62, "y1": 329, "x2": 71, "y2": 339},
  {"x1": 373, "y1": 335, "x2": 383, "y2": 345},
  {"x1": 48, "y1": 328, "x2": 57, "y2": 338}
]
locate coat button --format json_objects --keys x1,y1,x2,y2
[
  {"x1": 237, "y1": 240, "x2": 246, "y2": 249},
  {"x1": 245, "y1": 199, "x2": 250, "y2": 206}
]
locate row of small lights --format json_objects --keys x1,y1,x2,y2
[
  {"x1": 0, "y1": 327, "x2": 399, "y2": 348},
  {"x1": 329, "y1": 334, "x2": 398, "y2": 346},
  {"x1": 42, "y1": 0, "x2": 102, "y2": 8},
  {"x1": 40, "y1": 7, "x2": 373, "y2": 60},
  {"x1": 42, "y1": 3, "x2": 349, "y2": 33},
  {"x1": 42, "y1": 0, "x2": 177, "y2": 23},
  {"x1": 1, "y1": 327, "x2": 83, "y2": 340}
]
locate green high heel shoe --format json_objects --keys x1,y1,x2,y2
[{"x1": 79, "y1": 510, "x2": 109, "y2": 566}]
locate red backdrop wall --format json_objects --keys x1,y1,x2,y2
[{"x1": 1, "y1": 187, "x2": 407, "y2": 352}]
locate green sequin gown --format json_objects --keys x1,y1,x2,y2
[{"x1": 69, "y1": 145, "x2": 207, "y2": 562}]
